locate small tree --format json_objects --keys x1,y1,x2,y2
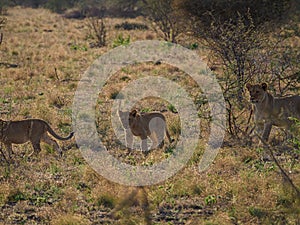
[
  {"x1": 188, "y1": 9, "x2": 299, "y2": 138},
  {"x1": 87, "y1": 17, "x2": 106, "y2": 47},
  {"x1": 0, "y1": 16, "x2": 6, "y2": 46},
  {"x1": 191, "y1": 12, "x2": 266, "y2": 136},
  {"x1": 142, "y1": 0, "x2": 181, "y2": 43},
  {"x1": 202, "y1": 12, "x2": 264, "y2": 103},
  {"x1": 86, "y1": 8, "x2": 106, "y2": 48}
]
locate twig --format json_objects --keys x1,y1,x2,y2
[
  {"x1": 255, "y1": 133, "x2": 300, "y2": 197},
  {"x1": 54, "y1": 68, "x2": 60, "y2": 82},
  {"x1": 245, "y1": 107, "x2": 253, "y2": 133}
]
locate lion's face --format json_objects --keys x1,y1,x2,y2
[
  {"x1": 118, "y1": 110, "x2": 137, "y2": 129},
  {"x1": 246, "y1": 83, "x2": 268, "y2": 103}
]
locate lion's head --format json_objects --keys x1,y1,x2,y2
[
  {"x1": 246, "y1": 83, "x2": 268, "y2": 103},
  {"x1": 118, "y1": 109, "x2": 138, "y2": 129}
]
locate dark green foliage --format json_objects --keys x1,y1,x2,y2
[
  {"x1": 179, "y1": 0, "x2": 297, "y2": 29},
  {"x1": 96, "y1": 194, "x2": 116, "y2": 209},
  {"x1": 7, "y1": 190, "x2": 26, "y2": 203},
  {"x1": 248, "y1": 207, "x2": 267, "y2": 218},
  {"x1": 115, "y1": 21, "x2": 148, "y2": 30}
]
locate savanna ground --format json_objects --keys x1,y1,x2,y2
[{"x1": 0, "y1": 7, "x2": 299, "y2": 225}]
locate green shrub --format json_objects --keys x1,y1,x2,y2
[
  {"x1": 112, "y1": 34, "x2": 130, "y2": 48},
  {"x1": 204, "y1": 195, "x2": 217, "y2": 205}
]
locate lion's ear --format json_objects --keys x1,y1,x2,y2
[
  {"x1": 246, "y1": 83, "x2": 252, "y2": 90},
  {"x1": 261, "y1": 83, "x2": 267, "y2": 91},
  {"x1": 130, "y1": 109, "x2": 137, "y2": 117}
]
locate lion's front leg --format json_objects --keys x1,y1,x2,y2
[
  {"x1": 149, "y1": 132, "x2": 159, "y2": 150},
  {"x1": 254, "y1": 120, "x2": 265, "y2": 137},
  {"x1": 262, "y1": 123, "x2": 272, "y2": 141},
  {"x1": 5, "y1": 143, "x2": 13, "y2": 160},
  {"x1": 125, "y1": 129, "x2": 133, "y2": 149},
  {"x1": 140, "y1": 135, "x2": 148, "y2": 152}
]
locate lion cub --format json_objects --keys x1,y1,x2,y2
[
  {"x1": 118, "y1": 109, "x2": 173, "y2": 152},
  {"x1": 0, "y1": 118, "x2": 74, "y2": 159},
  {"x1": 246, "y1": 82, "x2": 300, "y2": 141}
]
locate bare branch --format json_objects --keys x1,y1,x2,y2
[{"x1": 255, "y1": 133, "x2": 300, "y2": 198}]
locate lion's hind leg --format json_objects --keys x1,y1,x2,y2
[
  {"x1": 41, "y1": 133, "x2": 62, "y2": 156},
  {"x1": 29, "y1": 139, "x2": 42, "y2": 157},
  {"x1": 149, "y1": 132, "x2": 159, "y2": 150},
  {"x1": 140, "y1": 134, "x2": 148, "y2": 153},
  {"x1": 149, "y1": 118, "x2": 165, "y2": 149}
]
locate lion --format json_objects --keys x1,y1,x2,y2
[
  {"x1": 118, "y1": 109, "x2": 173, "y2": 152},
  {"x1": 0, "y1": 118, "x2": 74, "y2": 159},
  {"x1": 246, "y1": 82, "x2": 300, "y2": 142}
]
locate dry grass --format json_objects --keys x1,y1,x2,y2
[{"x1": 0, "y1": 6, "x2": 299, "y2": 225}]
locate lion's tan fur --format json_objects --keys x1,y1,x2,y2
[
  {"x1": 246, "y1": 83, "x2": 300, "y2": 141},
  {"x1": 0, "y1": 118, "x2": 74, "y2": 158},
  {"x1": 118, "y1": 109, "x2": 172, "y2": 152}
]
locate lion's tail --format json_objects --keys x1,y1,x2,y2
[
  {"x1": 46, "y1": 122, "x2": 74, "y2": 140},
  {"x1": 165, "y1": 129, "x2": 174, "y2": 143}
]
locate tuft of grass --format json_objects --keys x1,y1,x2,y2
[
  {"x1": 248, "y1": 207, "x2": 267, "y2": 219},
  {"x1": 51, "y1": 214, "x2": 91, "y2": 225},
  {"x1": 140, "y1": 107, "x2": 151, "y2": 113},
  {"x1": 204, "y1": 195, "x2": 217, "y2": 206},
  {"x1": 7, "y1": 189, "x2": 27, "y2": 203},
  {"x1": 167, "y1": 104, "x2": 178, "y2": 113},
  {"x1": 96, "y1": 194, "x2": 116, "y2": 209},
  {"x1": 168, "y1": 116, "x2": 181, "y2": 137},
  {"x1": 58, "y1": 122, "x2": 72, "y2": 134},
  {"x1": 112, "y1": 34, "x2": 130, "y2": 48},
  {"x1": 188, "y1": 42, "x2": 199, "y2": 50},
  {"x1": 70, "y1": 43, "x2": 88, "y2": 51}
]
